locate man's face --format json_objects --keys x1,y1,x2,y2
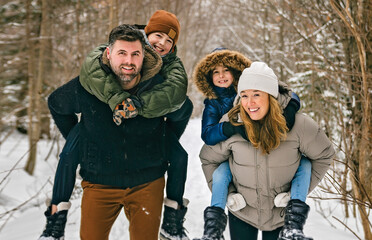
[{"x1": 107, "y1": 40, "x2": 144, "y2": 90}]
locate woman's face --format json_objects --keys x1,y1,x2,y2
[
  {"x1": 240, "y1": 90, "x2": 270, "y2": 120},
  {"x1": 212, "y1": 65, "x2": 234, "y2": 88}
]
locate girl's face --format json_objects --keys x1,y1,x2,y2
[
  {"x1": 240, "y1": 90, "x2": 270, "y2": 120},
  {"x1": 147, "y1": 32, "x2": 173, "y2": 56},
  {"x1": 212, "y1": 65, "x2": 234, "y2": 88}
]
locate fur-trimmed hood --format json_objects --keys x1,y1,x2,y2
[{"x1": 193, "y1": 50, "x2": 252, "y2": 99}]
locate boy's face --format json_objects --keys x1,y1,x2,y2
[
  {"x1": 147, "y1": 32, "x2": 173, "y2": 56},
  {"x1": 212, "y1": 65, "x2": 234, "y2": 88}
]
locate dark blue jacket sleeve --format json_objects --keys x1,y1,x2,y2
[
  {"x1": 201, "y1": 99, "x2": 228, "y2": 145},
  {"x1": 282, "y1": 91, "x2": 302, "y2": 131},
  {"x1": 48, "y1": 77, "x2": 80, "y2": 139},
  {"x1": 291, "y1": 92, "x2": 301, "y2": 110}
]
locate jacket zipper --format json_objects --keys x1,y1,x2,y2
[{"x1": 255, "y1": 148, "x2": 261, "y2": 227}]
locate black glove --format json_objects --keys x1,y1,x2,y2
[
  {"x1": 234, "y1": 125, "x2": 248, "y2": 141},
  {"x1": 222, "y1": 121, "x2": 235, "y2": 138},
  {"x1": 222, "y1": 122, "x2": 248, "y2": 141},
  {"x1": 283, "y1": 100, "x2": 298, "y2": 131}
]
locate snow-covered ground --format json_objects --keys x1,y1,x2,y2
[{"x1": 0, "y1": 118, "x2": 361, "y2": 239}]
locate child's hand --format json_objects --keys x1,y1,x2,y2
[
  {"x1": 113, "y1": 98, "x2": 138, "y2": 125},
  {"x1": 222, "y1": 122, "x2": 248, "y2": 141},
  {"x1": 234, "y1": 125, "x2": 248, "y2": 141}
]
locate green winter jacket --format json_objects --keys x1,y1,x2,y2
[{"x1": 80, "y1": 44, "x2": 188, "y2": 118}]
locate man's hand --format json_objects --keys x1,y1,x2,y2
[{"x1": 113, "y1": 98, "x2": 138, "y2": 125}]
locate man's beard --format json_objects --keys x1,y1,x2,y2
[
  {"x1": 112, "y1": 64, "x2": 141, "y2": 88},
  {"x1": 117, "y1": 70, "x2": 137, "y2": 85}
]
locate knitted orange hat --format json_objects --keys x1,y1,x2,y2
[{"x1": 144, "y1": 10, "x2": 180, "y2": 47}]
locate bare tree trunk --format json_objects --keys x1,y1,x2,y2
[
  {"x1": 364, "y1": 0, "x2": 372, "y2": 206},
  {"x1": 278, "y1": 0, "x2": 284, "y2": 82},
  {"x1": 109, "y1": 0, "x2": 118, "y2": 30},
  {"x1": 76, "y1": 0, "x2": 82, "y2": 65},
  {"x1": 25, "y1": 0, "x2": 49, "y2": 174},
  {"x1": 25, "y1": 0, "x2": 36, "y2": 174},
  {"x1": 330, "y1": 0, "x2": 372, "y2": 238},
  {"x1": 263, "y1": 0, "x2": 269, "y2": 63}
]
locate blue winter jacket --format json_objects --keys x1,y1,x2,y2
[{"x1": 202, "y1": 86, "x2": 236, "y2": 145}]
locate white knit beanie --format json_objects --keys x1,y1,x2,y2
[{"x1": 237, "y1": 62, "x2": 278, "y2": 98}]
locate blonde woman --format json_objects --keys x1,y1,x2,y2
[{"x1": 199, "y1": 62, "x2": 335, "y2": 240}]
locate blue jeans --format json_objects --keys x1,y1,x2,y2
[
  {"x1": 210, "y1": 155, "x2": 312, "y2": 209},
  {"x1": 291, "y1": 155, "x2": 312, "y2": 202},
  {"x1": 211, "y1": 161, "x2": 232, "y2": 209}
]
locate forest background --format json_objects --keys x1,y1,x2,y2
[{"x1": 0, "y1": 0, "x2": 371, "y2": 239}]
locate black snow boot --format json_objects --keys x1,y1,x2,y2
[
  {"x1": 159, "y1": 198, "x2": 190, "y2": 240},
  {"x1": 193, "y1": 206, "x2": 227, "y2": 240},
  {"x1": 39, "y1": 202, "x2": 71, "y2": 240},
  {"x1": 278, "y1": 199, "x2": 313, "y2": 240}
]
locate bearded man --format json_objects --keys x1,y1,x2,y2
[{"x1": 47, "y1": 24, "x2": 168, "y2": 240}]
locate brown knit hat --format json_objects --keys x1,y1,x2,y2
[{"x1": 144, "y1": 10, "x2": 180, "y2": 47}]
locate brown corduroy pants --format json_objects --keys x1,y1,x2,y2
[{"x1": 80, "y1": 177, "x2": 165, "y2": 240}]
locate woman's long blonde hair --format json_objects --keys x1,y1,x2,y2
[{"x1": 228, "y1": 95, "x2": 288, "y2": 154}]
